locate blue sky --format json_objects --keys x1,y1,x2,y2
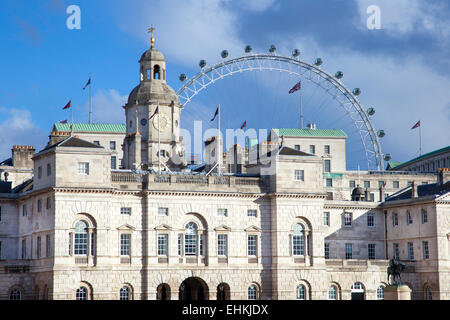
[{"x1": 0, "y1": 0, "x2": 449, "y2": 169}]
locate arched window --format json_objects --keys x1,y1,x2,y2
[
  {"x1": 74, "y1": 221, "x2": 88, "y2": 255},
  {"x1": 292, "y1": 224, "x2": 305, "y2": 255},
  {"x1": 120, "y1": 286, "x2": 130, "y2": 300},
  {"x1": 154, "y1": 65, "x2": 161, "y2": 79},
  {"x1": 9, "y1": 289, "x2": 22, "y2": 300},
  {"x1": 184, "y1": 222, "x2": 198, "y2": 256},
  {"x1": 328, "y1": 285, "x2": 337, "y2": 300},
  {"x1": 351, "y1": 282, "x2": 365, "y2": 300},
  {"x1": 157, "y1": 284, "x2": 170, "y2": 300},
  {"x1": 248, "y1": 284, "x2": 258, "y2": 300},
  {"x1": 76, "y1": 287, "x2": 88, "y2": 300},
  {"x1": 425, "y1": 286, "x2": 432, "y2": 300},
  {"x1": 296, "y1": 285, "x2": 306, "y2": 300},
  {"x1": 377, "y1": 285, "x2": 384, "y2": 300}
]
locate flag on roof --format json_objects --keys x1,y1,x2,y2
[
  {"x1": 150, "y1": 106, "x2": 159, "y2": 119},
  {"x1": 240, "y1": 120, "x2": 247, "y2": 130},
  {"x1": 62, "y1": 100, "x2": 71, "y2": 110},
  {"x1": 210, "y1": 107, "x2": 219, "y2": 121},
  {"x1": 411, "y1": 120, "x2": 420, "y2": 129},
  {"x1": 59, "y1": 120, "x2": 68, "y2": 123},
  {"x1": 83, "y1": 76, "x2": 91, "y2": 90},
  {"x1": 289, "y1": 81, "x2": 301, "y2": 94}
]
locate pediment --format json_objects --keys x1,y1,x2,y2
[
  {"x1": 116, "y1": 224, "x2": 135, "y2": 231},
  {"x1": 214, "y1": 225, "x2": 231, "y2": 232},
  {"x1": 154, "y1": 224, "x2": 172, "y2": 231},
  {"x1": 244, "y1": 225, "x2": 261, "y2": 232}
]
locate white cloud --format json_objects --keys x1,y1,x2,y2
[
  {"x1": 79, "y1": 89, "x2": 128, "y2": 124},
  {"x1": 238, "y1": 0, "x2": 276, "y2": 12},
  {"x1": 0, "y1": 108, "x2": 46, "y2": 160}
]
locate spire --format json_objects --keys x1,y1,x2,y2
[{"x1": 148, "y1": 25, "x2": 155, "y2": 49}]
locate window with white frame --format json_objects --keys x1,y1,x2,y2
[
  {"x1": 407, "y1": 242, "x2": 414, "y2": 260},
  {"x1": 294, "y1": 145, "x2": 300, "y2": 151},
  {"x1": 248, "y1": 284, "x2": 258, "y2": 300},
  {"x1": 157, "y1": 234, "x2": 168, "y2": 256},
  {"x1": 78, "y1": 162, "x2": 89, "y2": 175},
  {"x1": 328, "y1": 285, "x2": 337, "y2": 300},
  {"x1": 392, "y1": 212, "x2": 398, "y2": 227},
  {"x1": 393, "y1": 243, "x2": 399, "y2": 260},
  {"x1": 184, "y1": 222, "x2": 198, "y2": 256},
  {"x1": 367, "y1": 213, "x2": 374, "y2": 227},
  {"x1": 74, "y1": 221, "x2": 89, "y2": 255},
  {"x1": 247, "y1": 209, "x2": 257, "y2": 217},
  {"x1": 393, "y1": 181, "x2": 399, "y2": 188},
  {"x1": 110, "y1": 141, "x2": 116, "y2": 150},
  {"x1": 292, "y1": 224, "x2": 305, "y2": 256},
  {"x1": 377, "y1": 286, "x2": 384, "y2": 300},
  {"x1": 217, "y1": 234, "x2": 228, "y2": 256},
  {"x1": 46, "y1": 197, "x2": 51, "y2": 210},
  {"x1": 294, "y1": 170, "x2": 304, "y2": 181},
  {"x1": 324, "y1": 160, "x2": 331, "y2": 173},
  {"x1": 120, "y1": 234, "x2": 131, "y2": 256},
  {"x1": 177, "y1": 234, "x2": 182, "y2": 256},
  {"x1": 324, "y1": 243, "x2": 329, "y2": 259},
  {"x1": 46, "y1": 235, "x2": 51, "y2": 257},
  {"x1": 247, "y1": 235, "x2": 257, "y2": 256},
  {"x1": 345, "y1": 243, "x2": 352, "y2": 259},
  {"x1": 326, "y1": 178, "x2": 333, "y2": 187},
  {"x1": 364, "y1": 180, "x2": 370, "y2": 188},
  {"x1": 120, "y1": 207, "x2": 131, "y2": 215},
  {"x1": 158, "y1": 207, "x2": 168, "y2": 216},
  {"x1": 323, "y1": 212, "x2": 330, "y2": 226},
  {"x1": 111, "y1": 156, "x2": 117, "y2": 170},
  {"x1": 309, "y1": 145, "x2": 315, "y2": 154},
  {"x1": 349, "y1": 180, "x2": 356, "y2": 188},
  {"x1": 421, "y1": 209, "x2": 428, "y2": 224},
  {"x1": 368, "y1": 243, "x2": 376, "y2": 260},
  {"x1": 76, "y1": 287, "x2": 88, "y2": 300},
  {"x1": 296, "y1": 285, "x2": 306, "y2": 300},
  {"x1": 22, "y1": 204, "x2": 27, "y2": 217},
  {"x1": 406, "y1": 210, "x2": 413, "y2": 225},
  {"x1": 422, "y1": 241, "x2": 429, "y2": 260},
  {"x1": 324, "y1": 145, "x2": 330, "y2": 154},
  {"x1": 217, "y1": 208, "x2": 228, "y2": 217},
  {"x1": 120, "y1": 286, "x2": 130, "y2": 300},
  {"x1": 343, "y1": 212, "x2": 352, "y2": 227}
]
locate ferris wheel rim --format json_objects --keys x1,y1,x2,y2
[{"x1": 176, "y1": 52, "x2": 384, "y2": 171}]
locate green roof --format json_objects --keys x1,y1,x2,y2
[
  {"x1": 394, "y1": 145, "x2": 450, "y2": 168},
  {"x1": 53, "y1": 123, "x2": 126, "y2": 133},
  {"x1": 387, "y1": 161, "x2": 404, "y2": 169},
  {"x1": 272, "y1": 128, "x2": 347, "y2": 138}
]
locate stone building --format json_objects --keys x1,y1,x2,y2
[{"x1": 0, "y1": 40, "x2": 449, "y2": 301}]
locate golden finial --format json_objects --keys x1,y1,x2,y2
[{"x1": 148, "y1": 25, "x2": 155, "y2": 49}]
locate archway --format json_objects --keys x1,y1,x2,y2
[
  {"x1": 157, "y1": 283, "x2": 171, "y2": 300},
  {"x1": 351, "y1": 282, "x2": 365, "y2": 300},
  {"x1": 179, "y1": 277, "x2": 209, "y2": 300},
  {"x1": 217, "y1": 283, "x2": 230, "y2": 300}
]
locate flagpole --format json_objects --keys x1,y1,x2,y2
[
  {"x1": 158, "y1": 101, "x2": 161, "y2": 174},
  {"x1": 218, "y1": 104, "x2": 221, "y2": 176},
  {"x1": 419, "y1": 122, "x2": 422, "y2": 156},
  {"x1": 70, "y1": 100, "x2": 73, "y2": 137},
  {"x1": 89, "y1": 73, "x2": 92, "y2": 124},
  {"x1": 300, "y1": 86, "x2": 303, "y2": 129}
]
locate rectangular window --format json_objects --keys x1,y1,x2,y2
[
  {"x1": 37, "y1": 200, "x2": 42, "y2": 213},
  {"x1": 324, "y1": 243, "x2": 329, "y2": 259},
  {"x1": 368, "y1": 244, "x2": 376, "y2": 260},
  {"x1": 407, "y1": 181, "x2": 413, "y2": 187},
  {"x1": 47, "y1": 163, "x2": 51, "y2": 176},
  {"x1": 364, "y1": 181, "x2": 370, "y2": 188},
  {"x1": 217, "y1": 234, "x2": 228, "y2": 256},
  {"x1": 344, "y1": 212, "x2": 352, "y2": 226},
  {"x1": 74, "y1": 232, "x2": 88, "y2": 255},
  {"x1": 91, "y1": 233, "x2": 95, "y2": 256},
  {"x1": 323, "y1": 212, "x2": 330, "y2": 226},
  {"x1": 157, "y1": 234, "x2": 168, "y2": 256},
  {"x1": 292, "y1": 234, "x2": 305, "y2": 256},
  {"x1": 46, "y1": 197, "x2": 51, "y2": 210},
  {"x1": 422, "y1": 241, "x2": 429, "y2": 260},
  {"x1": 120, "y1": 207, "x2": 131, "y2": 215},
  {"x1": 378, "y1": 181, "x2": 385, "y2": 188},
  {"x1": 369, "y1": 193, "x2": 375, "y2": 202},
  {"x1": 111, "y1": 156, "x2": 117, "y2": 170},
  {"x1": 421, "y1": 209, "x2": 428, "y2": 224},
  {"x1": 393, "y1": 181, "x2": 399, "y2": 188},
  {"x1": 200, "y1": 234, "x2": 205, "y2": 256},
  {"x1": 217, "y1": 208, "x2": 228, "y2": 217},
  {"x1": 345, "y1": 243, "x2": 352, "y2": 259},
  {"x1": 68, "y1": 233, "x2": 73, "y2": 256},
  {"x1": 22, "y1": 239, "x2": 26, "y2": 259},
  {"x1": 367, "y1": 213, "x2": 375, "y2": 227},
  {"x1": 38, "y1": 166, "x2": 42, "y2": 179},
  {"x1": 294, "y1": 170, "x2": 304, "y2": 181},
  {"x1": 78, "y1": 162, "x2": 89, "y2": 175},
  {"x1": 294, "y1": 145, "x2": 300, "y2": 151},
  {"x1": 37, "y1": 236, "x2": 41, "y2": 259},
  {"x1": 408, "y1": 242, "x2": 414, "y2": 260},
  {"x1": 393, "y1": 243, "x2": 399, "y2": 260},
  {"x1": 309, "y1": 145, "x2": 315, "y2": 154},
  {"x1": 110, "y1": 141, "x2": 116, "y2": 150},
  {"x1": 324, "y1": 160, "x2": 331, "y2": 173},
  {"x1": 178, "y1": 234, "x2": 182, "y2": 256},
  {"x1": 247, "y1": 209, "x2": 257, "y2": 217},
  {"x1": 407, "y1": 211, "x2": 413, "y2": 225},
  {"x1": 326, "y1": 178, "x2": 333, "y2": 187},
  {"x1": 324, "y1": 145, "x2": 330, "y2": 154},
  {"x1": 22, "y1": 204, "x2": 27, "y2": 217},
  {"x1": 349, "y1": 180, "x2": 356, "y2": 188},
  {"x1": 46, "y1": 235, "x2": 51, "y2": 257},
  {"x1": 120, "y1": 234, "x2": 131, "y2": 256},
  {"x1": 158, "y1": 207, "x2": 169, "y2": 216},
  {"x1": 248, "y1": 235, "x2": 257, "y2": 256},
  {"x1": 392, "y1": 212, "x2": 398, "y2": 227},
  {"x1": 93, "y1": 141, "x2": 100, "y2": 146}
]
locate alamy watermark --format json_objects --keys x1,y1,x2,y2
[
  {"x1": 66, "y1": 5, "x2": 81, "y2": 30},
  {"x1": 367, "y1": 5, "x2": 381, "y2": 30}
]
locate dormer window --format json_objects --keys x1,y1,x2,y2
[{"x1": 154, "y1": 65, "x2": 161, "y2": 79}]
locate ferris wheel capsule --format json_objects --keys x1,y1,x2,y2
[
  {"x1": 335, "y1": 71, "x2": 343, "y2": 79},
  {"x1": 269, "y1": 45, "x2": 276, "y2": 53},
  {"x1": 292, "y1": 49, "x2": 300, "y2": 57},
  {"x1": 199, "y1": 60, "x2": 207, "y2": 68},
  {"x1": 377, "y1": 130, "x2": 385, "y2": 138},
  {"x1": 245, "y1": 45, "x2": 252, "y2": 53},
  {"x1": 314, "y1": 58, "x2": 323, "y2": 66},
  {"x1": 221, "y1": 50, "x2": 229, "y2": 59},
  {"x1": 384, "y1": 154, "x2": 392, "y2": 161},
  {"x1": 179, "y1": 73, "x2": 187, "y2": 82},
  {"x1": 353, "y1": 88, "x2": 361, "y2": 96},
  {"x1": 367, "y1": 108, "x2": 375, "y2": 116}
]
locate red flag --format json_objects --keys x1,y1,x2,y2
[
  {"x1": 150, "y1": 106, "x2": 159, "y2": 119},
  {"x1": 240, "y1": 120, "x2": 247, "y2": 130},
  {"x1": 59, "y1": 120, "x2": 68, "y2": 123},
  {"x1": 62, "y1": 100, "x2": 71, "y2": 110},
  {"x1": 289, "y1": 81, "x2": 301, "y2": 94},
  {"x1": 411, "y1": 121, "x2": 420, "y2": 129}
]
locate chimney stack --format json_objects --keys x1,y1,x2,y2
[
  {"x1": 11, "y1": 145, "x2": 35, "y2": 169},
  {"x1": 364, "y1": 188, "x2": 369, "y2": 202},
  {"x1": 379, "y1": 183, "x2": 385, "y2": 202},
  {"x1": 411, "y1": 181, "x2": 418, "y2": 198}
]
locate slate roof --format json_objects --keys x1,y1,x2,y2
[{"x1": 272, "y1": 128, "x2": 347, "y2": 138}]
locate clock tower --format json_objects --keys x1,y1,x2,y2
[{"x1": 123, "y1": 28, "x2": 186, "y2": 171}]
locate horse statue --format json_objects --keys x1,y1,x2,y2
[{"x1": 387, "y1": 258, "x2": 406, "y2": 285}]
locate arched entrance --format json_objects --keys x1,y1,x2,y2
[
  {"x1": 179, "y1": 277, "x2": 209, "y2": 300},
  {"x1": 217, "y1": 283, "x2": 230, "y2": 300},
  {"x1": 351, "y1": 282, "x2": 365, "y2": 300},
  {"x1": 157, "y1": 283, "x2": 171, "y2": 300}
]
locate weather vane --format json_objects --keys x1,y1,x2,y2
[{"x1": 148, "y1": 25, "x2": 155, "y2": 49}]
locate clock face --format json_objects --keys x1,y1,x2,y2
[{"x1": 152, "y1": 113, "x2": 169, "y2": 131}]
